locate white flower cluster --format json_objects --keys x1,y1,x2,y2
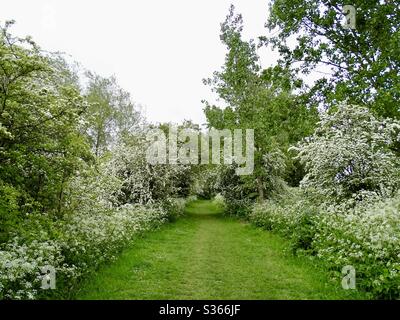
[
  {"x1": 161, "y1": 197, "x2": 187, "y2": 221},
  {"x1": 0, "y1": 204, "x2": 167, "y2": 299},
  {"x1": 0, "y1": 238, "x2": 70, "y2": 299},
  {"x1": 109, "y1": 136, "x2": 190, "y2": 205},
  {"x1": 315, "y1": 195, "x2": 400, "y2": 298},
  {"x1": 291, "y1": 104, "x2": 400, "y2": 201}
]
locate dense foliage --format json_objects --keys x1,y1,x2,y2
[
  {"x1": 203, "y1": 6, "x2": 317, "y2": 214},
  {"x1": 291, "y1": 104, "x2": 400, "y2": 202},
  {"x1": 246, "y1": 104, "x2": 400, "y2": 299},
  {"x1": 265, "y1": 0, "x2": 400, "y2": 118},
  {"x1": 0, "y1": 22, "x2": 191, "y2": 299},
  {"x1": 202, "y1": 4, "x2": 400, "y2": 299},
  {"x1": 249, "y1": 188, "x2": 400, "y2": 299},
  {"x1": 1, "y1": 1, "x2": 400, "y2": 300},
  {"x1": 0, "y1": 22, "x2": 92, "y2": 240}
]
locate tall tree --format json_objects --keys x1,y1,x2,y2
[
  {"x1": 203, "y1": 6, "x2": 317, "y2": 200},
  {"x1": 84, "y1": 72, "x2": 141, "y2": 157},
  {"x1": 264, "y1": 0, "x2": 400, "y2": 118}
]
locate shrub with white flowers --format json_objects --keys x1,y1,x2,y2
[
  {"x1": 249, "y1": 188, "x2": 400, "y2": 298},
  {"x1": 291, "y1": 104, "x2": 400, "y2": 202},
  {"x1": 314, "y1": 195, "x2": 400, "y2": 299},
  {"x1": 0, "y1": 134, "x2": 189, "y2": 299},
  {"x1": 110, "y1": 134, "x2": 190, "y2": 205},
  {"x1": 249, "y1": 105, "x2": 400, "y2": 298}
]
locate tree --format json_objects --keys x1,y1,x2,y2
[
  {"x1": 203, "y1": 6, "x2": 317, "y2": 202},
  {"x1": 110, "y1": 130, "x2": 190, "y2": 205},
  {"x1": 0, "y1": 21, "x2": 92, "y2": 222},
  {"x1": 84, "y1": 72, "x2": 141, "y2": 157},
  {"x1": 265, "y1": 0, "x2": 400, "y2": 118},
  {"x1": 291, "y1": 104, "x2": 400, "y2": 202}
]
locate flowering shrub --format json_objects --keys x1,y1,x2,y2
[
  {"x1": 192, "y1": 167, "x2": 220, "y2": 199},
  {"x1": 215, "y1": 165, "x2": 254, "y2": 216},
  {"x1": 249, "y1": 189, "x2": 318, "y2": 253},
  {"x1": 290, "y1": 104, "x2": 400, "y2": 202},
  {"x1": 110, "y1": 137, "x2": 190, "y2": 204},
  {"x1": 248, "y1": 189, "x2": 400, "y2": 299},
  {"x1": 186, "y1": 195, "x2": 198, "y2": 202},
  {"x1": 0, "y1": 137, "x2": 189, "y2": 299}
]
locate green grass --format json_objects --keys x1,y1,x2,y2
[{"x1": 76, "y1": 200, "x2": 366, "y2": 299}]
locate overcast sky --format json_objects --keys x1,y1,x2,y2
[{"x1": 1, "y1": 0, "x2": 280, "y2": 125}]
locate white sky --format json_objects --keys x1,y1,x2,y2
[{"x1": 1, "y1": 0, "x2": 281, "y2": 125}]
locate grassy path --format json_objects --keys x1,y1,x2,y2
[{"x1": 77, "y1": 200, "x2": 362, "y2": 299}]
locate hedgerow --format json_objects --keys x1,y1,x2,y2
[{"x1": 249, "y1": 190, "x2": 400, "y2": 299}]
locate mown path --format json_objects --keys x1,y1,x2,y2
[{"x1": 77, "y1": 200, "x2": 361, "y2": 299}]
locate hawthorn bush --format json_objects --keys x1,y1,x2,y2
[{"x1": 290, "y1": 104, "x2": 400, "y2": 202}]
